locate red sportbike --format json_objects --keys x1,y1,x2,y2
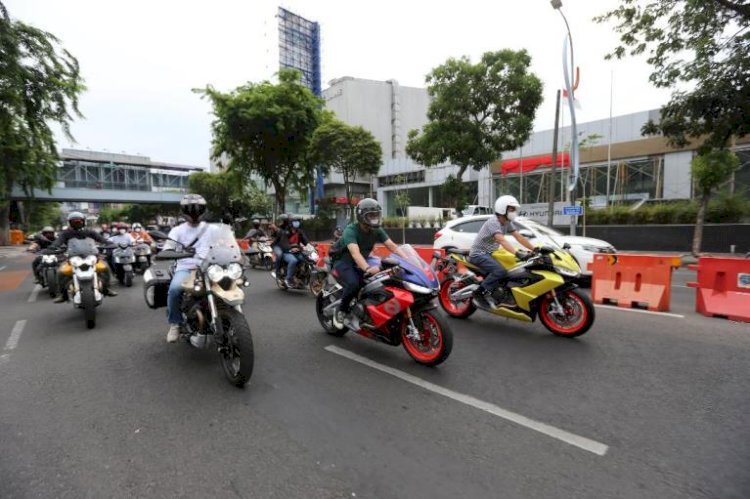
[{"x1": 315, "y1": 245, "x2": 453, "y2": 366}]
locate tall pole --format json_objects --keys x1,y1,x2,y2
[
  {"x1": 548, "y1": 89, "x2": 561, "y2": 227},
  {"x1": 606, "y1": 69, "x2": 613, "y2": 208},
  {"x1": 519, "y1": 146, "x2": 524, "y2": 204}
]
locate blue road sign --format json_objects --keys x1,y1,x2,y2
[{"x1": 563, "y1": 205, "x2": 584, "y2": 216}]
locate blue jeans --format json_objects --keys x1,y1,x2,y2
[
  {"x1": 284, "y1": 252, "x2": 304, "y2": 281},
  {"x1": 167, "y1": 269, "x2": 192, "y2": 325},
  {"x1": 333, "y1": 261, "x2": 364, "y2": 313},
  {"x1": 469, "y1": 253, "x2": 507, "y2": 293},
  {"x1": 273, "y1": 245, "x2": 283, "y2": 274}
]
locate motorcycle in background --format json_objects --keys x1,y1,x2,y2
[
  {"x1": 145, "y1": 224, "x2": 255, "y2": 387},
  {"x1": 316, "y1": 244, "x2": 453, "y2": 366},
  {"x1": 133, "y1": 239, "x2": 153, "y2": 274},
  {"x1": 112, "y1": 242, "x2": 136, "y2": 287},
  {"x1": 246, "y1": 236, "x2": 274, "y2": 271},
  {"x1": 274, "y1": 243, "x2": 327, "y2": 295}
]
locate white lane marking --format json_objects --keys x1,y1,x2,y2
[
  {"x1": 0, "y1": 353, "x2": 9, "y2": 366},
  {"x1": 594, "y1": 305, "x2": 684, "y2": 319},
  {"x1": 27, "y1": 284, "x2": 42, "y2": 303},
  {"x1": 0, "y1": 265, "x2": 6, "y2": 271},
  {"x1": 4, "y1": 320, "x2": 27, "y2": 351},
  {"x1": 325, "y1": 345, "x2": 609, "y2": 456}
]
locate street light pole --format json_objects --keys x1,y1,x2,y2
[
  {"x1": 547, "y1": 89, "x2": 561, "y2": 227},
  {"x1": 551, "y1": 0, "x2": 579, "y2": 236}
]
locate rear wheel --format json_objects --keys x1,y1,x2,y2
[
  {"x1": 263, "y1": 256, "x2": 273, "y2": 271},
  {"x1": 538, "y1": 288, "x2": 595, "y2": 338},
  {"x1": 316, "y1": 289, "x2": 347, "y2": 336},
  {"x1": 218, "y1": 308, "x2": 254, "y2": 387},
  {"x1": 81, "y1": 284, "x2": 96, "y2": 329},
  {"x1": 401, "y1": 309, "x2": 453, "y2": 366},
  {"x1": 438, "y1": 278, "x2": 476, "y2": 318},
  {"x1": 45, "y1": 268, "x2": 58, "y2": 297}
]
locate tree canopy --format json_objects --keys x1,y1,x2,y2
[
  {"x1": 196, "y1": 69, "x2": 323, "y2": 214},
  {"x1": 406, "y1": 49, "x2": 543, "y2": 180},
  {"x1": 0, "y1": 1, "x2": 84, "y2": 244},
  {"x1": 309, "y1": 113, "x2": 382, "y2": 220},
  {"x1": 188, "y1": 170, "x2": 272, "y2": 223},
  {"x1": 596, "y1": 0, "x2": 750, "y2": 150}
]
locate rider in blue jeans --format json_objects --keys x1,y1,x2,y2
[
  {"x1": 469, "y1": 195, "x2": 537, "y2": 309},
  {"x1": 276, "y1": 216, "x2": 309, "y2": 289},
  {"x1": 270, "y1": 214, "x2": 290, "y2": 279}
]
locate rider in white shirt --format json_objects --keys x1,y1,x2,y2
[{"x1": 164, "y1": 194, "x2": 213, "y2": 343}]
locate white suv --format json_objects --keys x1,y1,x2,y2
[{"x1": 432, "y1": 215, "x2": 616, "y2": 282}]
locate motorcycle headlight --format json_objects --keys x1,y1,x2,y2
[
  {"x1": 70, "y1": 256, "x2": 84, "y2": 267},
  {"x1": 310, "y1": 252, "x2": 319, "y2": 262},
  {"x1": 207, "y1": 264, "x2": 225, "y2": 283},
  {"x1": 85, "y1": 255, "x2": 98, "y2": 266},
  {"x1": 42, "y1": 255, "x2": 57, "y2": 263},
  {"x1": 554, "y1": 266, "x2": 580, "y2": 278},
  {"x1": 227, "y1": 263, "x2": 243, "y2": 280},
  {"x1": 403, "y1": 281, "x2": 434, "y2": 294}
]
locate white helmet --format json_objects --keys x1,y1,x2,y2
[{"x1": 494, "y1": 195, "x2": 520, "y2": 220}]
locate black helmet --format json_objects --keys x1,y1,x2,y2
[
  {"x1": 41, "y1": 226, "x2": 55, "y2": 239},
  {"x1": 356, "y1": 198, "x2": 382, "y2": 228},
  {"x1": 180, "y1": 194, "x2": 207, "y2": 223},
  {"x1": 67, "y1": 211, "x2": 86, "y2": 231}
]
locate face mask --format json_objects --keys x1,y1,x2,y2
[
  {"x1": 119, "y1": 229, "x2": 127, "y2": 234},
  {"x1": 506, "y1": 212, "x2": 518, "y2": 221},
  {"x1": 291, "y1": 221, "x2": 300, "y2": 228}
]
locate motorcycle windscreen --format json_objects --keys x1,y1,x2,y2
[
  {"x1": 68, "y1": 237, "x2": 99, "y2": 257},
  {"x1": 199, "y1": 224, "x2": 243, "y2": 269},
  {"x1": 392, "y1": 244, "x2": 439, "y2": 289}
]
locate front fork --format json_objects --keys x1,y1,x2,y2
[{"x1": 404, "y1": 307, "x2": 421, "y2": 342}]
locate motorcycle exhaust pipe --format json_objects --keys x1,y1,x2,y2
[{"x1": 450, "y1": 283, "x2": 478, "y2": 301}]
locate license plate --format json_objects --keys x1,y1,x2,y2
[{"x1": 739, "y1": 273, "x2": 750, "y2": 289}]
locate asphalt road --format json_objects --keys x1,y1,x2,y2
[{"x1": 1, "y1": 250, "x2": 749, "y2": 499}]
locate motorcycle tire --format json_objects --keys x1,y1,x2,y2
[
  {"x1": 81, "y1": 284, "x2": 96, "y2": 329},
  {"x1": 401, "y1": 308, "x2": 453, "y2": 366},
  {"x1": 438, "y1": 278, "x2": 477, "y2": 319},
  {"x1": 538, "y1": 288, "x2": 595, "y2": 338},
  {"x1": 263, "y1": 256, "x2": 273, "y2": 271},
  {"x1": 218, "y1": 308, "x2": 254, "y2": 387},
  {"x1": 124, "y1": 272, "x2": 133, "y2": 287},
  {"x1": 316, "y1": 290, "x2": 347, "y2": 337},
  {"x1": 46, "y1": 269, "x2": 58, "y2": 298}
]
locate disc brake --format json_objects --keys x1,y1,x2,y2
[
  {"x1": 549, "y1": 291, "x2": 567, "y2": 317},
  {"x1": 405, "y1": 308, "x2": 421, "y2": 342}
]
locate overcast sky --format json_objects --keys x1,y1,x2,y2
[{"x1": 8, "y1": 0, "x2": 673, "y2": 168}]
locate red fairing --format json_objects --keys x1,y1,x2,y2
[{"x1": 366, "y1": 287, "x2": 415, "y2": 329}]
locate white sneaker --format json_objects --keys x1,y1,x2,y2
[{"x1": 166, "y1": 324, "x2": 180, "y2": 343}]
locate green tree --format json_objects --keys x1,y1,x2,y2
[
  {"x1": 196, "y1": 69, "x2": 322, "y2": 215},
  {"x1": 243, "y1": 182, "x2": 273, "y2": 218},
  {"x1": 690, "y1": 149, "x2": 740, "y2": 254},
  {"x1": 0, "y1": 1, "x2": 85, "y2": 245},
  {"x1": 309, "y1": 113, "x2": 383, "y2": 221},
  {"x1": 596, "y1": 1, "x2": 750, "y2": 151},
  {"x1": 27, "y1": 201, "x2": 62, "y2": 231},
  {"x1": 97, "y1": 206, "x2": 127, "y2": 224},
  {"x1": 188, "y1": 170, "x2": 272, "y2": 222},
  {"x1": 440, "y1": 175, "x2": 468, "y2": 212},
  {"x1": 406, "y1": 50, "x2": 543, "y2": 180}
]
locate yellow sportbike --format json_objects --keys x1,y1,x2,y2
[{"x1": 435, "y1": 246, "x2": 595, "y2": 337}]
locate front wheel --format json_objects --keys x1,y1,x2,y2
[
  {"x1": 124, "y1": 271, "x2": 133, "y2": 287},
  {"x1": 538, "y1": 288, "x2": 595, "y2": 338},
  {"x1": 401, "y1": 308, "x2": 453, "y2": 366},
  {"x1": 218, "y1": 308, "x2": 254, "y2": 387},
  {"x1": 309, "y1": 272, "x2": 326, "y2": 296},
  {"x1": 263, "y1": 256, "x2": 273, "y2": 271},
  {"x1": 80, "y1": 283, "x2": 96, "y2": 329},
  {"x1": 45, "y1": 269, "x2": 58, "y2": 297}
]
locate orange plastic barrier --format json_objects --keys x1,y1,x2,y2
[
  {"x1": 9, "y1": 230, "x2": 24, "y2": 245},
  {"x1": 312, "y1": 242, "x2": 441, "y2": 268},
  {"x1": 236, "y1": 239, "x2": 250, "y2": 251},
  {"x1": 687, "y1": 256, "x2": 750, "y2": 323},
  {"x1": 590, "y1": 253, "x2": 681, "y2": 312}
]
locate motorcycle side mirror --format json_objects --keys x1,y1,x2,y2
[
  {"x1": 562, "y1": 243, "x2": 572, "y2": 250},
  {"x1": 150, "y1": 230, "x2": 169, "y2": 240}
]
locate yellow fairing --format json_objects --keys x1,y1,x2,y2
[
  {"x1": 449, "y1": 253, "x2": 481, "y2": 272},
  {"x1": 490, "y1": 248, "x2": 519, "y2": 270},
  {"x1": 509, "y1": 270, "x2": 564, "y2": 311},
  {"x1": 95, "y1": 261, "x2": 108, "y2": 273},
  {"x1": 211, "y1": 283, "x2": 244, "y2": 303},
  {"x1": 551, "y1": 249, "x2": 581, "y2": 273}
]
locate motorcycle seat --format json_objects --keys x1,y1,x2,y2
[{"x1": 447, "y1": 248, "x2": 470, "y2": 256}]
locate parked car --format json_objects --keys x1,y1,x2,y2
[
  {"x1": 461, "y1": 205, "x2": 493, "y2": 217},
  {"x1": 432, "y1": 215, "x2": 616, "y2": 284}
]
